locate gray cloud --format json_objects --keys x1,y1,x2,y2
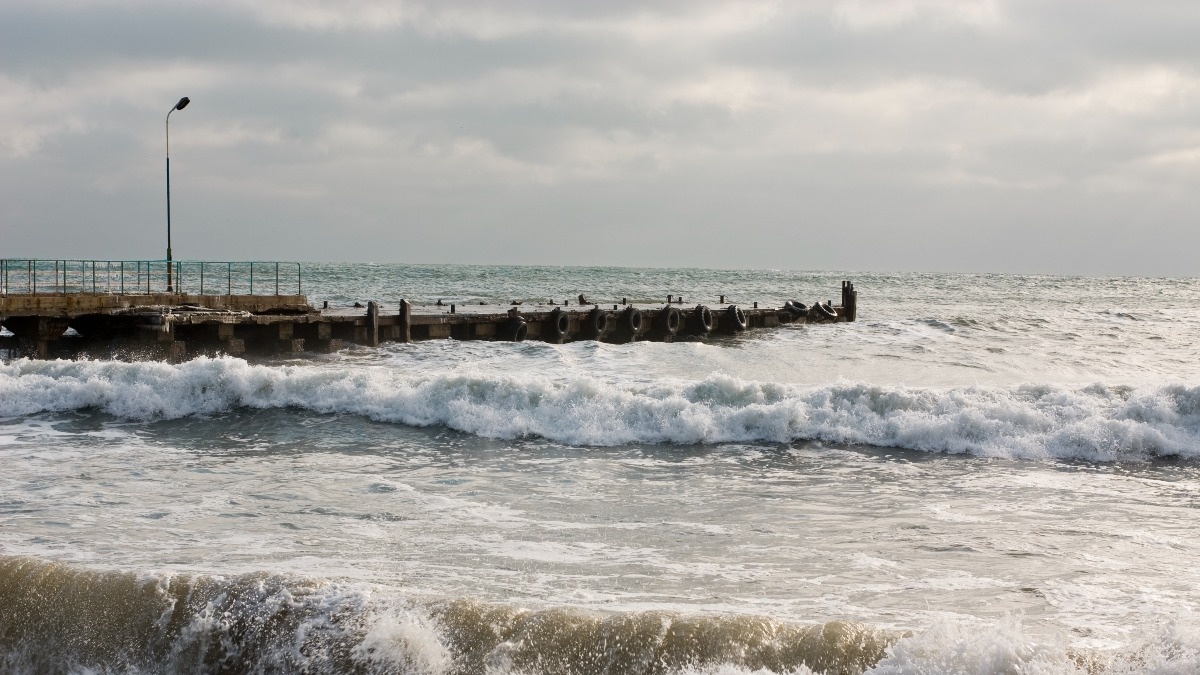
[{"x1": 2, "y1": 0, "x2": 1199, "y2": 274}]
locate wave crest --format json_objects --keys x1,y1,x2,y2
[{"x1": 2, "y1": 358, "x2": 1199, "y2": 460}]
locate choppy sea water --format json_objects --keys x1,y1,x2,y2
[{"x1": 2, "y1": 266, "x2": 1200, "y2": 674}]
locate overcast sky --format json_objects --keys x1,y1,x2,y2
[{"x1": 2, "y1": 1, "x2": 1198, "y2": 275}]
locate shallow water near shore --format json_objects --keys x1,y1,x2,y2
[{"x1": 3, "y1": 266, "x2": 1200, "y2": 673}]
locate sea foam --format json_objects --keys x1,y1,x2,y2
[{"x1": 2, "y1": 357, "x2": 1199, "y2": 461}]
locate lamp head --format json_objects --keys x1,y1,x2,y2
[{"x1": 174, "y1": 97, "x2": 190, "y2": 111}]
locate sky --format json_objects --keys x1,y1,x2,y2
[{"x1": 1, "y1": 0, "x2": 1198, "y2": 275}]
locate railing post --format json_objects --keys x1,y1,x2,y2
[
  {"x1": 297, "y1": 263, "x2": 302, "y2": 295},
  {"x1": 227, "y1": 263, "x2": 232, "y2": 296},
  {"x1": 250, "y1": 263, "x2": 254, "y2": 295},
  {"x1": 200, "y1": 262, "x2": 205, "y2": 295},
  {"x1": 275, "y1": 262, "x2": 280, "y2": 296}
]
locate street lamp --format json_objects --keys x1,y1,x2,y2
[{"x1": 165, "y1": 96, "x2": 190, "y2": 292}]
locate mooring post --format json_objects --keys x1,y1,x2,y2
[
  {"x1": 367, "y1": 301, "x2": 380, "y2": 347},
  {"x1": 398, "y1": 299, "x2": 412, "y2": 343}
]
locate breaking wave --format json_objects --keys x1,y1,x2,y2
[
  {"x1": 2, "y1": 357, "x2": 1200, "y2": 461},
  {"x1": 2, "y1": 555, "x2": 1198, "y2": 674},
  {"x1": 0, "y1": 555, "x2": 890, "y2": 675}
]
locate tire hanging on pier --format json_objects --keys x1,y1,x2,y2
[
  {"x1": 784, "y1": 301, "x2": 808, "y2": 318},
  {"x1": 694, "y1": 305, "x2": 713, "y2": 334},
  {"x1": 725, "y1": 305, "x2": 748, "y2": 331},
  {"x1": 623, "y1": 307, "x2": 642, "y2": 335},
  {"x1": 659, "y1": 306, "x2": 681, "y2": 336},
  {"x1": 505, "y1": 316, "x2": 528, "y2": 342},
  {"x1": 548, "y1": 307, "x2": 570, "y2": 339},
  {"x1": 811, "y1": 302, "x2": 837, "y2": 322},
  {"x1": 589, "y1": 307, "x2": 609, "y2": 336}
]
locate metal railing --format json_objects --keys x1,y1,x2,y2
[{"x1": 0, "y1": 259, "x2": 302, "y2": 296}]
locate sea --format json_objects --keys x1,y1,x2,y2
[{"x1": 2, "y1": 264, "x2": 1199, "y2": 674}]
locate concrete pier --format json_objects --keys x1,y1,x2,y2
[{"x1": 0, "y1": 262, "x2": 858, "y2": 361}]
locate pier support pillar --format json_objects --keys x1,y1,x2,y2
[
  {"x1": 398, "y1": 300, "x2": 412, "y2": 343},
  {"x1": 315, "y1": 338, "x2": 347, "y2": 353},
  {"x1": 365, "y1": 301, "x2": 380, "y2": 347},
  {"x1": 272, "y1": 322, "x2": 304, "y2": 353},
  {"x1": 38, "y1": 318, "x2": 69, "y2": 358},
  {"x1": 214, "y1": 322, "x2": 246, "y2": 356},
  {"x1": 309, "y1": 321, "x2": 343, "y2": 352},
  {"x1": 5, "y1": 316, "x2": 70, "y2": 358},
  {"x1": 277, "y1": 339, "x2": 305, "y2": 354},
  {"x1": 167, "y1": 341, "x2": 188, "y2": 363}
]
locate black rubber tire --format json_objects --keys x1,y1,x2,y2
[
  {"x1": 506, "y1": 317, "x2": 528, "y2": 342},
  {"x1": 813, "y1": 303, "x2": 837, "y2": 322},
  {"x1": 694, "y1": 305, "x2": 713, "y2": 333},
  {"x1": 589, "y1": 308, "x2": 609, "y2": 336},
  {"x1": 726, "y1": 305, "x2": 747, "y2": 331},
  {"x1": 549, "y1": 307, "x2": 569, "y2": 338},
  {"x1": 784, "y1": 301, "x2": 808, "y2": 317},
  {"x1": 624, "y1": 307, "x2": 642, "y2": 334},
  {"x1": 660, "y1": 306, "x2": 681, "y2": 335}
]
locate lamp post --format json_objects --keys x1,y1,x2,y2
[{"x1": 165, "y1": 96, "x2": 190, "y2": 292}]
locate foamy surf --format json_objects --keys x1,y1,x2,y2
[
  {"x1": 0, "y1": 555, "x2": 891, "y2": 674},
  {"x1": 2, "y1": 357, "x2": 1199, "y2": 461}
]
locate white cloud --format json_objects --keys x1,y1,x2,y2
[
  {"x1": 1145, "y1": 147, "x2": 1200, "y2": 166},
  {"x1": 833, "y1": 0, "x2": 1004, "y2": 31},
  {"x1": 246, "y1": 0, "x2": 784, "y2": 42}
]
